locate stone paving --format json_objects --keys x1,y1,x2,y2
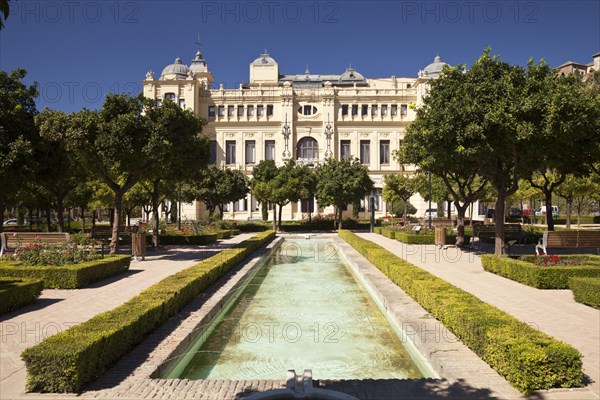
[
  {"x1": 357, "y1": 233, "x2": 600, "y2": 400},
  {"x1": 0, "y1": 233, "x2": 255, "y2": 400}
]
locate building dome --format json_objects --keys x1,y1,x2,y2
[
  {"x1": 161, "y1": 57, "x2": 190, "y2": 79},
  {"x1": 252, "y1": 52, "x2": 277, "y2": 65},
  {"x1": 189, "y1": 50, "x2": 208, "y2": 74},
  {"x1": 339, "y1": 66, "x2": 365, "y2": 81},
  {"x1": 420, "y1": 55, "x2": 448, "y2": 77}
]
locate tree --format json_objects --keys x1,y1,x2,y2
[
  {"x1": 315, "y1": 158, "x2": 373, "y2": 229},
  {"x1": 35, "y1": 109, "x2": 87, "y2": 232},
  {"x1": 382, "y1": 174, "x2": 417, "y2": 223},
  {"x1": 69, "y1": 94, "x2": 157, "y2": 254},
  {"x1": 0, "y1": 69, "x2": 38, "y2": 232},
  {"x1": 251, "y1": 160, "x2": 279, "y2": 230},
  {"x1": 66, "y1": 181, "x2": 96, "y2": 233},
  {"x1": 143, "y1": 99, "x2": 209, "y2": 247},
  {"x1": 0, "y1": 0, "x2": 10, "y2": 29},
  {"x1": 556, "y1": 175, "x2": 597, "y2": 228}
]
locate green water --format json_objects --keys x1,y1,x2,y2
[{"x1": 166, "y1": 238, "x2": 426, "y2": 380}]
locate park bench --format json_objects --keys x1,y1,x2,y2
[
  {"x1": 0, "y1": 232, "x2": 71, "y2": 257},
  {"x1": 473, "y1": 224, "x2": 525, "y2": 253},
  {"x1": 91, "y1": 225, "x2": 130, "y2": 257},
  {"x1": 535, "y1": 230, "x2": 600, "y2": 255}
]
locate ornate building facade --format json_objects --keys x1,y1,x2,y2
[{"x1": 142, "y1": 50, "x2": 449, "y2": 221}]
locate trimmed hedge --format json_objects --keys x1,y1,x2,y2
[
  {"x1": 482, "y1": 255, "x2": 600, "y2": 289},
  {"x1": 569, "y1": 277, "x2": 600, "y2": 309},
  {"x1": 0, "y1": 255, "x2": 131, "y2": 289},
  {"x1": 215, "y1": 230, "x2": 232, "y2": 239},
  {"x1": 0, "y1": 278, "x2": 44, "y2": 314},
  {"x1": 21, "y1": 231, "x2": 276, "y2": 393},
  {"x1": 379, "y1": 228, "x2": 471, "y2": 245},
  {"x1": 156, "y1": 233, "x2": 218, "y2": 246},
  {"x1": 339, "y1": 230, "x2": 583, "y2": 394}
]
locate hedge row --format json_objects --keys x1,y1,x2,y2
[
  {"x1": 21, "y1": 230, "x2": 276, "y2": 393},
  {"x1": 569, "y1": 277, "x2": 600, "y2": 309},
  {"x1": 379, "y1": 227, "x2": 471, "y2": 245},
  {"x1": 215, "y1": 230, "x2": 231, "y2": 239},
  {"x1": 0, "y1": 278, "x2": 44, "y2": 314},
  {"x1": 0, "y1": 255, "x2": 131, "y2": 289},
  {"x1": 481, "y1": 255, "x2": 600, "y2": 289},
  {"x1": 338, "y1": 230, "x2": 583, "y2": 394}
]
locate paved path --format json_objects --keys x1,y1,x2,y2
[
  {"x1": 0, "y1": 233, "x2": 255, "y2": 400},
  {"x1": 357, "y1": 233, "x2": 600, "y2": 399}
]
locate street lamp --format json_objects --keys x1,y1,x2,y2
[{"x1": 428, "y1": 170, "x2": 432, "y2": 229}]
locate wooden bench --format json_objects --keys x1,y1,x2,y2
[
  {"x1": 0, "y1": 232, "x2": 70, "y2": 257},
  {"x1": 91, "y1": 225, "x2": 130, "y2": 257},
  {"x1": 535, "y1": 230, "x2": 600, "y2": 255},
  {"x1": 473, "y1": 224, "x2": 525, "y2": 252}
]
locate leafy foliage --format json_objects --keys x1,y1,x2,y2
[{"x1": 0, "y1": 277, "x2": 43, "y2": 315}]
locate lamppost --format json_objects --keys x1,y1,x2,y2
[
  {"x1": 282, "y1": 114, "x2": 291, "y2": 159},
  {"x1": 324, "y1": 113, "x2": 333, "y2": 158}
]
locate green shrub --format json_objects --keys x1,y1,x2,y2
[
  {"x1": 380, "y1": 227, "x2": 396, "y2": 239},
  {"x1": 237, "y1": 222, "x2": 270, "y2": 232},
  {"x1": 373, "y1": 226, "x2": 382, "y2": 234},
  {"x1": 569, "y1": 277, "x2": 600, "y2": 309},
  {"x1": 0, "y1": 278, "x2": 43, "y2": 314},
  {"x1": 482, "y1": 255, "x2": 600, "y2": 289},
  {"x1": 215, "y1": 229, "x2": 232, "y2": 239},
  {"x1": 156, "y1": 234, "x2": 218, "y2": 246},
  {"x1": 394, "y1": 231, "x2": 435, "y2": 244},
  {"x1": 21, "y1": 231, "x2": 275, "y2": 393},
  {"x1": 231, "y1": 229, "x2": 240, "y2": 235},
  {"x1": 0, "y1": 255, "x2": 131, "y2": 289},
  {"x1": 338, "y1": 230, "x2": 583, "y2": 394}
]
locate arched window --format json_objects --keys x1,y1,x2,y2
[
  {"x1": 164, "y1": 93, "x2": 176, "y2": 101},
  {"x1": 297, "y1": 137, "x2": 319, "y2": 160}
]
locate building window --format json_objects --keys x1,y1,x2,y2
[
  {"x1": 341, "y1": 105, "x2": 349, "y2": 116},
  {"x1": 248, "y1": 105, "x2": 254, "y2": 116},
  {"x1": 407, "y1": 83, "x2": 412, "y2": 89},
  {"x1": 340, "y1": 140, "x2": 351, "y2": 161},
  {"x1": 238, "y1": 106, "x2": 244, "y2": 116},
  {"x1": 209, "y1": 140, "x2": 217, "y2": 164},
  {"x1": 156, "y1": 99, "x2": 162, "y2": 107},
  {"x1": 257, "y1": 105, "x2": 264, "y2": 116},
  {"x1": 164, "y1": 93, "x2": 176, "y2": 101},
  {"x1": 297, "y1": 137, "x2": 319, "y2": 160},
  {"x1": 380, "y1": 140, "x2": 390, "y2": 164},
  {"x1": 208, "y1": 106, "x2": 215, "y2": 117},
  {"x1": 265, "y1": 140, "x2": 275, "y2": 161},
  {"x1": 228, "y1": 105, "x2": 235, "y2": 116},
  {"x1": 233, "y1": 198, "x2": 247, "y2": 212},
  {"x1": 401, "y1": 104, "x2": 408, "y2": 116},
  {"x1": 351, "y1": 105, "x2": 358, "y2": 116},
  {"x1": 381, "y1": 105, "x2": 388, "y2": 115},
  {"x1": 267, "y1": 105, "x2": 274, "y2": 116},
  {"x1": 179, "y1": 99, "x2": 186, "y2": 109},
  {"x1": 361, "y1": 105, "x2": 368, "y2": 116},
  {"x1": 226, "y1": 141, "x2": 236, "y2": 164},
  {"x1": 218, "y1": 105, "x2": 225, "y2": 116},
  {"x1": 301, "y1": 197, "x2": 315, "y2": 213},
  {"x1": 298, "y1": 105, "x2": 317, "y2": 116},
  {"x1": 391, "y1": 105, "x2": 398, "y2": 115},
  {"x1": 245, "y1": 140, "x2": 256, "y2": 164},
  {"x1": 371, "y1": 105, "x2": 378, "y2": 116},
  {"x1": 360, "y1": 140, "x2": 370, "y2": 164}
]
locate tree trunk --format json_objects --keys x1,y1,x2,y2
[
  {"x1": 110, "y1": 192, "x2": 124, "y2": 254},
  {"x1": 81, "y1": 206, "x2": 86, "y2": 233},
  {"x1": 45, "y1": 206, "x2": 52, "y2": 232},
  {"x1": 338, "y1": 206, "x2": 343, "y2": 230},
  {"x1": 261, "y1": 202, "x2": 268, "y2": 221},
  {"x1": 545, "y1": 192, "x2": 555, "y2": 231},
  {"x1": 565, "y1": 198, "x2": 573, "y2": 229},
  {"x1": 28, "y1": 206, "x2": 34, "y2": 230},
  {"x1": 494, "y1": 194, "x2": 506, "y2": 256},
  {"x1": 56, "y1": 196, "x2": 65, "y2": 233},
  {"x1": 454, "y1": 202, "x2": 469, "y2": 247},
  {"x1": 447, "y1": 199, "x2": 452, "y2": 219},
  {"x1": 272, "y1": 203, "x2": 277, "y2": 231},
  {"x1": 152, "y1": 180, "x2": 160, "y2": 248},
  {"x1": 278, "y1": 204, "x2": 283, "y2": 231},
  {"x1": 0, "y1": 198, "x2": 5, "y2": 232},
  {"x1": 92, "y1": 210, "x2": 97, "y2": 225}
]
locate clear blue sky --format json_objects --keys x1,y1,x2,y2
[{"x1": 1, "y1": 0, "x2": 598, "y2": 112}]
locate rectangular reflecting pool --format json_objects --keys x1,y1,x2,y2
[{"x1": 164, "y1": 238, "x2": 433, "y2": 380}]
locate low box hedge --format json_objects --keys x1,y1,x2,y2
[
  {"x1": 215, "y1": 230, "x2": 232, "y2": 239},
  {"x1": 157, "y1": 233, "x2": 218, "y2": 246},
  {"x1": 0, "y1": 255, "x2": 131, "y2": 289},
  {"x1": 569, "y1": 277, "x2": 600, "y2": 309},
  {"x1": 394, "y1": 231, "x2": 435, "y2": 244},
  {"x1": 21, "y1": 230, "x2": 275, "y2": 393},
  {"x1": 339, "y1": 230, "x2": 583, "y2": 394},
  {"x1": 0, "y1": 277, "x2": 44, "y2": 314},
  {"x1": 482, "y1": 255, "x2": 600, "y2": 289}
]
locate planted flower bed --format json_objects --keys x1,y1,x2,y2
[
  {"x1": 0, "y1": 277, "x2": 43, "y2": 314},
  {"x1": 481, "y1": 255, "x2": 600, "y2": 289}
]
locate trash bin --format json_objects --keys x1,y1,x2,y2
[
  {"x1": 132, "y1": 232, "x2": 146, "y2": 261},
  {"x1": 434, "y1": 226, "x2": 447, "y2": 247}
]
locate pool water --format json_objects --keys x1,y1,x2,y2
[{"x1": 166, "y1": 238, "x2": 429, "y2": 380}]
